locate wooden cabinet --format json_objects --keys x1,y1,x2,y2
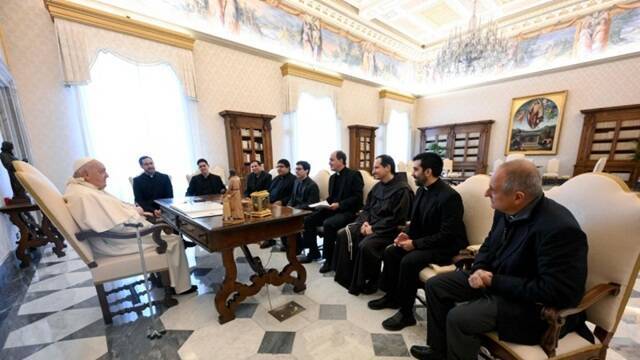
[
  {"x1": 419, "y1": 120, "x2": 494, "y2": 176},
  {"x1": 348, "y1": 125, "x2": 377, "y2": 172},
  {"x1": 574, "y1": 104, "x2": 640, "y2": 189},
  {"x1": 220, "y1": 111, "x2": 274, "y2": 180}
]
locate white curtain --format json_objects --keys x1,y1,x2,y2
[
  {"x1": 385, "y1": 109, "x2": 411, "y2": 163},
  {"x1": 78, "y1": 51, "x2": 195, "y2": 202},
  {"x1": 285, "y1": 92, "x2": 340, "y2": 175},
  {"x1": 54, "y1": 19, "x2": 197, "y2": 99}
]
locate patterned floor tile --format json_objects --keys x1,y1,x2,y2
[
  {"x1": 371, "y1": 333, "x2": 410, "y2": 357},
  {"x1": 24, "y1": 336, "x2": 107, "y2": 360},
  {"x1": 258, "y1": 331, "x2": 295, "y2": 354}
]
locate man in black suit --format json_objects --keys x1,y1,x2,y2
[
  {"x1": 368, "y1": 152, "x2": 467, "y2": 331},
  {"x1": 261, "y1": 159, "x2": 297, "y2": 248},
  {"x1": 283, "y1": 160, "x2": 320, "y2": 254},
  {"x1": 186, "y1": 158, "x2": 226, "y2": 196},
  {"x1": 298, "y1": 150, "x2": 364, "y2": 273},
  {"x1": 133, "y1": 156, "x2": 173, "y2": 217},
  {"x1": 244, "y1": 160, "x2": 271, "y2": 197},
  {"x1": 410, "y1": 159, "x2": 589, "y2": 360}
]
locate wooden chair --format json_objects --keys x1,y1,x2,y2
[
  {"x1": 14, "y1": 161, "x2": 178, "y2": 324},
  {"x1": 481, "y1": 173, "x2": 640, "y2": 359}
]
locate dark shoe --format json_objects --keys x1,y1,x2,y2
[
  {"x1": 171, "y1": 285, "x2": 198, "y2": 295},
  {"x1": 382, "y1": 311, "x2": 416, "y2": 331},
  {"x1": 297, "y1": 252, "x2": 321, "y2": 263},
  {"x1": 409, "y1": 345, "x2": 445, "y2": 360},
  {"x1": 367, "y1": 295, "x2": 400, "y2": 310},
  {"x1": 318, "y1": 262, "x2": 332, "y2": 273},
  {"x1": 183, "y1": 240, "x2": 197, "y2": 248},
  {"x1": 361, "y1": 281, "x2": 378, "y2": 295},
  {"x1": 260, "y1": 239, "x2": 276, "y2": 249}
]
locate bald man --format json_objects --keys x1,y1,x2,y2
[
  {"x1": 410, "y1": 159, "x2": 589, "y2": 360},
  {"x1": 63, "y1": 158, "x2": 195, "y2": 295}
]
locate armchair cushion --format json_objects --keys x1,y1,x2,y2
[
  {"x1": 91, "y1": 247, "x2": 169, "y2": 283},
  {"x1": 482, "y1": 332, "x2": 601, "y2": 360}
]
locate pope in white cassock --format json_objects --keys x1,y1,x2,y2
[{"x1": 64, "y1": 157, "x2": 194, "y2": 294}]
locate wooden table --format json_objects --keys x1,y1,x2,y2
[
  {"x1": 0, "y1": 202, "x2": 65, "y2": 267},
  {"x1": 156, "y1": 195, "x2": 310, "y2": 324}
]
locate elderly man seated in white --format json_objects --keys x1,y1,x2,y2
[{"x1": 64, "y1": 157, "x2": 195, "y2": 295}]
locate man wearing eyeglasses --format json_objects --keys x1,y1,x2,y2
[{"x1": 260, "y1": 159, "x2": 296, "y2": 248}]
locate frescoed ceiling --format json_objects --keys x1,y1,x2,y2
[{"x1": 57, "y1": 0, "x2": 640, "y2": 94}]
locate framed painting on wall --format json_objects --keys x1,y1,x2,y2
[{"x1": 505, "y1": 90, "x2": 568, "y2": 155}]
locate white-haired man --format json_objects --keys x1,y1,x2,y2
[{"x1": 64, "y1": 157, "x2": 195, "y2": 295}]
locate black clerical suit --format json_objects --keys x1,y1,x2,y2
[
  {"x1": 424, "y1": 195, "x2": 589, "y2": 360},
  {"x1": 244, "y1": 171, "x2": 272, "y2": 197},
  {"x1": 269, "y1": 173, "x2": 296, "y2": 204},
  {"x1": 333, "y1": 176, "x2": 413, "y2": 294},
  {"x1": 288, "y1": 177, "x2": 320, "y2": 209},
  {"x1": 186, "y1": 173, "x2": 225, "y2": 196},
  {"x1": 380, "y1": 178, "x2": 467, "y2": 316},
  {"x1": 133, "y1": 172, "x2": 173, "y2": 212},
  {"x1": 302, "y1": 167, "x2": 364, "y2": 261}
]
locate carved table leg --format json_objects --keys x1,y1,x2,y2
[
  {"x1": 215, "y1": 248, "x2": 239, "y2": 324},
  {"x1": 9, "y1": 212, "x2": 31, "y2": 268},
  {"x1": 284, "y1": 233, "x2": 306, "y2": 292}
]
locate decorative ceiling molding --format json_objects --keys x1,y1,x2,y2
[
  {"x1": 280, "y1": 63, "x2": 344, "y2": 87},
  {"x1": 379, "y1": 89, "x2": 416, "y2": 104},
  {"x1": 44, "y1": 0, "x2": 195, "y2": 50},
  {"x1": 283, "y1": 0, "x2": 422, "y2": 59},
  {"x1": 421, "y1": 0, "x2": 630, "y2": 53}
]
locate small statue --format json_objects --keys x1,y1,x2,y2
[
  {"x1": 0, "y1": 141, "x2": 29, "y2": 204},
  {"x1": 223, "y1": 175, "x2": 244, "y2": 224}
]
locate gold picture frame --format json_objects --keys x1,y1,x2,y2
[{"x1": 505, "y1": 90, "x2": 568, "y2": 155}]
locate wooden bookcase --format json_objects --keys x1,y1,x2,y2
[
  {"x1": 348, "y1": 125, "x2": 378, "y2": 172},
  {"x1": 419, "y1": 120, "x2": 494, "y2": 176},
  {"x1": 574, "y1": 104, "x2": 640, "y2": 189},
  {"x1": 220, "y1": 111, "x2": 274, "y2": 181}
]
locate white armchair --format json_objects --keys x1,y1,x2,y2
[
  {"x1": 14, "y1": 161, "x2": 178, "y2": 324},
  {"x1": 359, "y1": 169, "x2": 379, "y2": 205},
  {"x1": 543, "y1": 158, "x2": 560, "y2": 178},
  {"x1": 506, "y1": 153, "x2": 526, "y2": 162},
  {"x1": 593, "y1": 157, "x2": 607, "y2": 173},
  {"x1": 482, "y1": 173, "x2": 640, "y2": 359},
  {"x1": 311, "y1": 169, "x2": 331, "y2": 200}
]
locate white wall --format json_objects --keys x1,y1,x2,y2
[
  {"x1": 416, "y1": 56, "x2": 640, "y2": 176},
  {"x1": 0, "y1": 0, "x2": 386, "y2": 188}
]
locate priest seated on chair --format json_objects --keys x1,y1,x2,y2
[{"x1": 64, "y1": 157, "x2": 196, "y2": 295}]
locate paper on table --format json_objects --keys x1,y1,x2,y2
[
  {"x1": 308, "y1": 200, "x2": 330, "y2": 209},
  {"x1": 171, "y1": 201, "x2": 223, "y2": 218}
]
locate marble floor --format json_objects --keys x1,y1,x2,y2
[{"x1": 0, "y1": 242, "x2": 639, "y2": 360}]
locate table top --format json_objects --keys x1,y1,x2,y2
[{"x1": 155, "y1": 195, "x2": 310, "y2": 232}]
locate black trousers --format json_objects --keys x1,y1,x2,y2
[
  {"x1": 380, "y1": 245, "x2": 449, "y2": 315},
  {"x1": 302, "y1": 209, "x2": 355, "y2": 262},
  {"x1": 333, "y1": 225, "x2": 394, "y2": 294},
  {"x1": 425, "y1": 271, "x2": 497, "y2": 360}
]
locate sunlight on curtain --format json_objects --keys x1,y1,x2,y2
[
  {"x1": 386, "y1": 109, "x2": 411, "y2": 164},
  {"x1": 79, "y1": 52, "x2": 194, "y2": 202},
  {"x1": 291, "y1": 92, "x2": 339, "y2": 175}
]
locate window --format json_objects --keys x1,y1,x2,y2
[
  {"x1": 385, "y1": 109, "x2": 410, "y2": 163},
  {"x1": 79, "y1": 52, "x2": 194, "y2": 201},
  {"x1": 290, "y1": 92, "x2": 340, "y2": 174}
]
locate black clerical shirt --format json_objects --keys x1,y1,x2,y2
[
  {"x1": 133, "y1": 172, "x2": 173, "y2": 212},
  {"x1": 269, "y1": 172, "x2": 296, "y2": 204},
  {"x1": 186, "y1": 173, "x2": 226, "y2": 196},
  {"x1": 288, "y1": 177, "x2": 320, "y2": 209},
  {"x1": 407, "y1": 178, "x2": 467, "y2": 259},
  {"x1": 244, "y1": 171, "x2": 272, "y2": 197},
  {"x1": 327, "y1": 167, "x2": 364, "y2": 214}
]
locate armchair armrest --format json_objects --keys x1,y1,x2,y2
[
  {"x1": 75, "y1": 224, "x2": 173, "y2": 254},
  {"x1": 539, "y1": 283, "x2": 621, "y2": 357},
  {"x1": 453, "y1": 248, "x2": 477, "y2": 270}
]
